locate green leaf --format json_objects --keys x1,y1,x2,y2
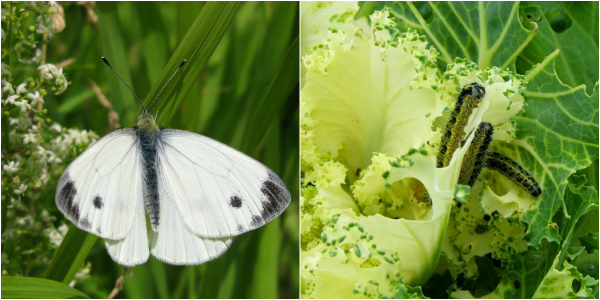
[
  {"x1": 471, "y1": 175, "x2": 599, "y2": 298},
  {"x1": 517, "y1": 2, "x2": 599, "y2": 95},
  {"x1": 1, "y1": 276, "x2": 90, "y2": 299},
  {"x1": 532, "y1": 254, "x2": 599, "y2": 298},
  {"x1": 388, "y1": 1, "x2": 534, "y2": 70},
  {"x1": 554, "y1": 175, "x2": 599, "y2": 269},
  {"x1": 44, "y1": 226, "x2": 98, "y2": 284},
  {"x1": 451, "y1": 104, "x2": 599, "y2": 298},
  {"x1": 579, "y1": 233, "x2": 599, "y2": 253},
  {"x1": 506, "y1": 50, "x2": 599, "y2": 247}
]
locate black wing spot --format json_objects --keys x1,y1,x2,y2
[
  {"x1": 229, "y1": 195, "x2": 243, "y2": 208},
  {"x1": 93, "y1": 196, "x2": 104, "y2": 209},
  {"x1": 80, "y1": 217, "x2": 91, "y2": 228},
  {"x1": 58, "y1": 177, "x2": 80, "y2": 222},
  {"x1": 251, "y1": 215, "x2": 262, "y2": 227},
  {"x1": 97, "y1": 226, "x2": 102, "y2": 234},
  {"x1": 237, "y1": 224, "x2": 244, "y2": 232},
  {"x1": 260, "y1": 180, "x2": 285, "y2": 219},
  {"x1": 257, "y1": 172, "x2": 291, "y2": 221}
]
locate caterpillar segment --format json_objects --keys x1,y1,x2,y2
[
  {"x1": 437, "y1": 82, "x2": 486, "y2": 168},
  {"x1": 458, "y1": 122, "x2": 494, "y2": 187},
  {"x1": 485, "y1": 151, "x2": 542, "y2": 197}
]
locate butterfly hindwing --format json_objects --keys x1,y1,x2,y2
[
  {"x1": 149, "y1": 179, "x2": 232, "y2": 265},
  {"x1": 105, "y1": 195, "x2": 149, "y2": 266},
  {"x1": 155, "y1": 129, "x2": 291, "y2": 238},
  {"x1": 55, "y1": 128, "x2": 142, "y2": 240}
]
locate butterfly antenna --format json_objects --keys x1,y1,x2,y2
[
  {"x1": 101, "y1": 57, "x2": 144, "y2": 109},
  {"x1": 148, "y1": 60, "x2": 187, "y2": 111}
]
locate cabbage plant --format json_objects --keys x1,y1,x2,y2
[{"x1": 300, "y1": 2, "x2": 598, "y2": 298}]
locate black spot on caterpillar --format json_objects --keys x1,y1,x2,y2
[
  {"x1": 458, "y1": 122, "x2": 493, "y2": 187},
  {"x1": 437, "y1": 83, "x2": 486, "y2": 168},
  {"x1": 485, "y1": 152, "x2": 542, "y2": 197}
]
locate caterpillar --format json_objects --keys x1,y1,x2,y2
[
  {"x1": 434, "y1": 83, "x2": 541, "y2": 198},
  {"x1": 458, "y1": 122, "x2": 493, "y2": 187},
  {"x1": 437, "y1": 82, "x2": 486, "y2": 168},
  {"x1": 485, "y1": 151, "x2": 542, "y2": 197}
]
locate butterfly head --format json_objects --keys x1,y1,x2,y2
[
  {"x1": 101, "y1": 56, "x2": 186, "y2": 136},
  {"x1": 137, "y1": 109, "x2": 160, "y2": 134}
]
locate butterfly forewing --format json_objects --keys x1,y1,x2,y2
[
  {"x1": 156, "y1": 129, "x2": 291, "y2": 238},
  {"x1": 55, "y1": 129, "x2": 142, "y2": 240}
]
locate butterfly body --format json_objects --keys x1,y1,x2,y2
[{"x1": 136, "y1": 111, "x2": 161, "y2": 230}]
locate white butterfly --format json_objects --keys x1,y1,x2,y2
[{"x1": 55, "y1": 58, "x2": 291, "y2": 266}]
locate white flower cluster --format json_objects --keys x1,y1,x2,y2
[
  {"x1": 1, "y1": 1, "x2": 96, "y2": 278},
  {"x1": 47, "y1": 223, "x2": 69, "y2": 248},
  {"x1": 69, "y1": 261, "x2": 92, "y2": 288},
  {"x1": 2, "y1": 2, "x2": 60, "y2": 64},
  {"x1": 35, "y1": 12, "x2": 57, "y2": 38},
  {"x1": 0, "y1": 2, "x2": 83, "y2": 201},
  {"x1": 38, "y1": 64, "x2": 68, "y2": 94},
  {"x1": 3, "y1": 161, "x2": 20, "y2": 174},
  {"x1": 51, "y1": 128, "x2": 98, "y2": 158},
  {"x1": 22, "y1": 1, "x2": 57, "y2": 14},
  {"x1": 2, "y1": 118, "x2": 98, "y2": 194},
  {"x1": 2, "y1": 65, "x2": 92, "y2": 199},
  {"x1": 2, "y1": 64, "x2": 69, "y2": 111}
]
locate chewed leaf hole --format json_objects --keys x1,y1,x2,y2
[
  {"x1": 373, "y1": 177, "x2": 433, "y2": 221},
  {"x1": 360, "y1": 257, "x2": 381, "y2": 268}
]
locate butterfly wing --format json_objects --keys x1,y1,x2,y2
[
  {"x1": 155, "y1": 129, "x2": 291, "y2": 238},
  {"x1": 55, "y1": 128, "x2": 143, "y2": 240},
  {"x1": 105, "y1": 195, "x2": 149, "y2": 266},
  {"x1": 105, "y1": 179, "x2": 231, "y2": 266},
  {"x1": 149, "y1": 177, "x2": 232, "y2": 264}
]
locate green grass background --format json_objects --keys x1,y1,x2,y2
[{"x1": 20, "y1": 2, "x2": 298, "y2": 298}]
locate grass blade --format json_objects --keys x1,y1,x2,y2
[
  {"x1": 97, "y1": 2, "x2": 139, "y2": 124},
  {"x1": 44, "y1": 226, "x2": 98, "y2": 284},
  {"x1": 144, "y1": 2, "x2": 240, "y2": 126},
  {"x1": 242, "y1": 36, "x2": 299, "y2": 153},
  {"x1": 2, "y1": 276, "x2": 90, "y2": 299}
]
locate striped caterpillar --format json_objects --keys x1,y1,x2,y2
[
  {"x1": 437, "y1": 83, "x2": 486, "y2": 168},
  {"x1": 458, "y1": 122, "x2": 493, "y2": 187},
  {"x1": 437, "y1": 83, "x2": 541, "y2": 197},
  {"x1": 484, "y1": 152, "x2": 542, "y2": 197}
]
